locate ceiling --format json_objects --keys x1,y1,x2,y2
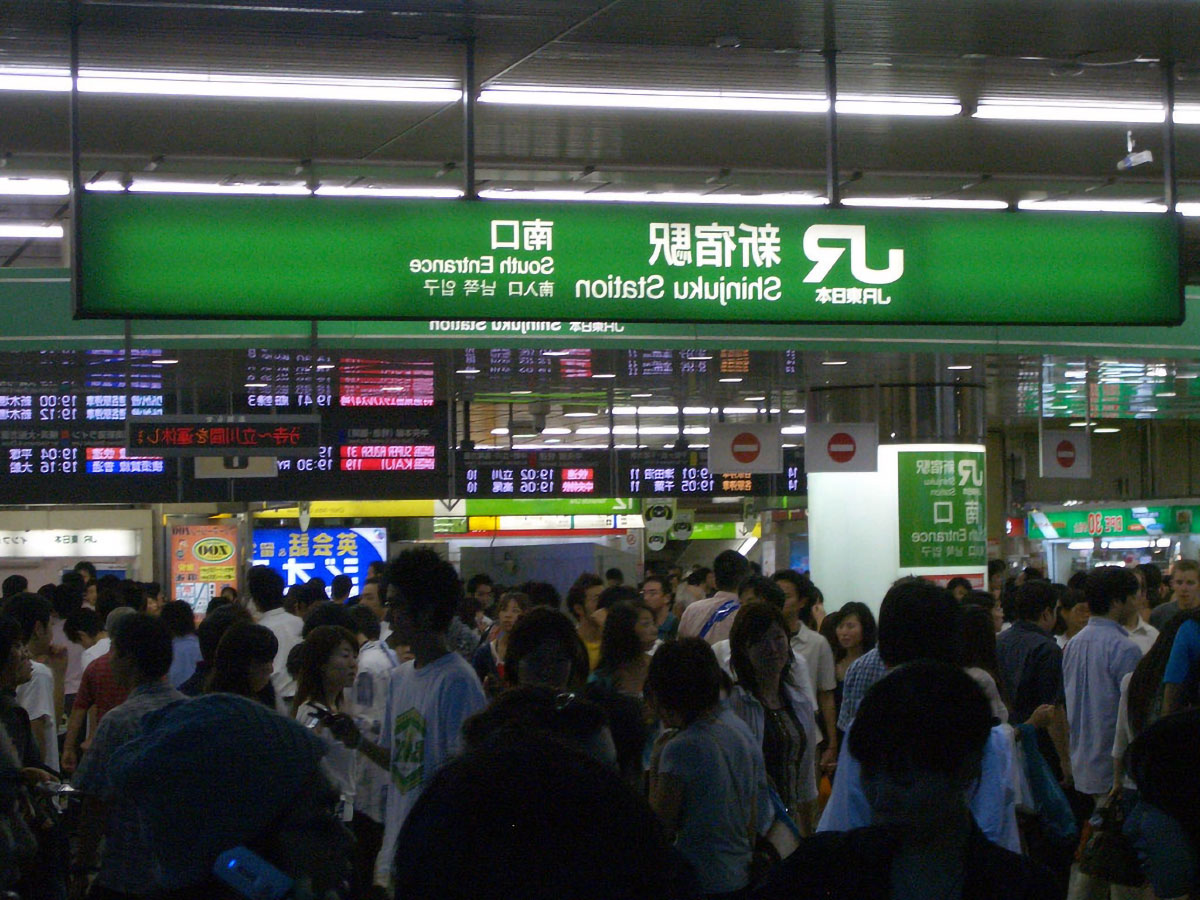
[{"x1": 2, "y1": 0, "x2": 1200, "y2": 439}]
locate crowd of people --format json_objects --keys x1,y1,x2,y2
[{"x1": 0, "y1": 551, "x2": 1197, "y2": 899}]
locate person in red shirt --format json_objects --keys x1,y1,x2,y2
[{"x1": 60, "y1": 644, "x2": 131, "y2": 774}]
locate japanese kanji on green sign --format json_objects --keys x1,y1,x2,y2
[
  {"x1": 77, "y1": 194, "x2": 1181, "y2": 325},
  {"x1": 897, "y1": 450, "x2": 987, "y2": 568}
]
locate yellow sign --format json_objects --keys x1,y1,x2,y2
[
  {"x1": 256, "y1": 500, "x2": 435, "y2": 519},
  {"x1": 198, "y1": 566, "x2": 237, "y2": 582}
]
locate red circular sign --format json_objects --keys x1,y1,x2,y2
[
  {"x1": 731, "y1": 432, "x2": 761, "y2": 464},
  {"x1": 1056, "y1": 440, "x2": 1076, "y2": 468},
  {"x1": 828, "y1": 432, "x2": 857, "y2": 464}
]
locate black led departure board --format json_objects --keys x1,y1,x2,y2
[{"x1": 455, "y1": 450, "x2": 612, "y2": 498}]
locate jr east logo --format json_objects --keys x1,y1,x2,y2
[{"x1": 802, "y1": 224, "x2": 904, "y2": 307}]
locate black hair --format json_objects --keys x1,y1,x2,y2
[
  {"x1": 640, "y1": 574, "x2": 668, "y2": 594},
  {"x1": 644, "y1": 638, "x2": 721, "y2": 726},
  {"x1": 686, "y1": 568, "x2": 709, "y2": 587},
  {"x1": 504, "y1": 607, "x2": 589, "y2": 691},
  {"x1": 461, "y1": 685, "x2": 609, "y2": 758},
  {"x1": 144, "y1": 582, "x2": 162, "y2": 598},
  {"x1": 118, "y1": 579, "x2": 147, "y2": 613},
  {"x1": 74, "y1": 560, "x2": 97, "y2": 580},
  {"x1": 300, "y1": 601, "x2": 358, "y2": 638},
  {"x1": 771, "y1": 569, "x2": 820, "y2": 627},
  {"x1": 946, "y1": 576, "x2": 972, "y2": 594},
  {"x1": 348, "y1": 604, "x2": 382, "y2": 641},
  {"x1": 1127, "y1": 612, "x2": 1194, "y2": 736},
  {"x1": 849, "y1": 660, "x2": 993, "y2": 779},
  {"x1": 64, "y1": 607, "x2": 102, "y2": 643},
  {"x1": 195, "y1": 606, "x2": 248, "y2": 663},
  {"x1": 1066, "y1": 571, "x2": 1090, "y2": 592},
  {"x1": 958, "y1": 606, "x2": 1004, "y2": 704},
  {"x1": 330, "y1": 574, "x2": 353, "y2": 601},
  {"x1": 736, "y1": 574, "x2": 786, "y2": 610},
  {"x1": 834, "y1": 601, "x2": 878, "y2": 658},
  {"x1": 206, "y1": 623, "x2": 279, "y2": 698},
  {"x1": 1059, "y1": 586, "x2": 1086, "y2": 610},
  {"x1": 1014, "y1": 580, "x2": 1057, "y2": 622},
  {"x1": 604, "y1": 567, "x2": 624, "y2": 583},
  {"x1": 247, "y1": 566, "x2": 285, "y2": 613},
  {"x1": 712, "y1": 550, "x2": 751, "y2": 592},
  {"x1": 387, "y1": 548, "x2": 461, "y2": 634},
  {"x1": 565, "y1": 574, "x2": 604, "y2": 621},
  {"x1": 1084, "y1": 566, "x2": 1138, "y2": 616},
  {"x1": 159, "y1": 600, "x2": 196, "y2": 637},
  {"x1": 394, "y1": 730, "x2": 694, "y2": 900},
  {"x1": 111, "y1": 613, "x2": 174, "y2": 681},
  {"x1": 876, "y1": 577, "x2": 961, "y2": 668},
  {"x1": 595, "y1": 602, "x2": 651, "y2": 675},
  {"x1": 987, "y1": 559, "x2": 1007, "y2": 578},
  {"x1": 2, "y1": 592, "x2": 51, "y2": 643},
  {"x1": 519, "y1": 581, "x2": 562, "y2": 610},
  {"x1": 0, "y1": 614, "x2": 21, "y2": 669},
  {"x1": 205, "y1": 596, "x2": 233, "y2": 616},
  {"x1": 95, "y1": 585, "x2": 125, "y2": 623},
  {"x1": 597, "y1": 584, "x2": 638, "y2": 611},
  {"x1": 1126, "y1": 708, "x2": 1200, "y2": 848},
  {"x1": 0, "y1": 575, "x2": 27, "y2": 599},
  {"x1": 292, "y1": 626, "x2": 358, "y2": 715},
  {"x1": 1022, "y1": 566, "x2": 1045, "y2": 583},
  {"x1": 729, "y1": 602, "x2": 796, "y2": 702},
  {"x1": 962, "y1": 589, "x2": 997, "y2": 612},
  {"x1": 465, "y1": 573, "x2": 494, "y2": 595}
]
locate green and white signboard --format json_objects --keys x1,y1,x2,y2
[
  {"x1": 77, "y1": 194, "x2": 1181, "y2": 324},
  {"x1": 897, "y1": 450, "x2": 988, "y2": 568}
]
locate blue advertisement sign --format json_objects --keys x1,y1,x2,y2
[{"x1": 251, "y1": 527, "x2": 387, "y2": 597}]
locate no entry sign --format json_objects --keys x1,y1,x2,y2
[
  {"x1": 732, "y1": 432, "x2": 762, "y2": 465},
  {"x1": 1040, "y1": 429, "x2": 1091, "y2": 479},
  {"x1": 828, "y1": 433, "x2": 857, "y2": 464},
  {"x1": 1056, "y1": 440, "x2": 1076, "y2": 469}
]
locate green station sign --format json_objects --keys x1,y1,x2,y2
[
  {"x1": 1027, "y1": 505, "x2": 1200, "y2": 540},
  {"x1": 897, "y1": 450, "x2": 988, "y2": 568},
  {"x1": 77, "y1": 194, "x2": 1181, "y2": 325}
]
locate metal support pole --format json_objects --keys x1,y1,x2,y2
[
  {"x1": 68, "y1": 0, "x2": 84, "y2": 311},
  {"x1": 1163, "y1": 59, "x2": 1177, "y2": 212},
  {"x1": 822, "y1": 0, "x2": 840, "y2": 207},
  {"x1": 462, "y1": 35, "x2": 478, "y2": 201}
]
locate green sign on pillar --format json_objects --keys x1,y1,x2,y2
[{"x1": 897, "y1": 450, "x2": 987, "y2": 568}]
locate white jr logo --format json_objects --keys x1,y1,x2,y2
[{"x1": 802, "y1": 225, "x2": 904, "y2": 284}]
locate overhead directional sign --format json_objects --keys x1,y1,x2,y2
[{"x1": 78, "y1": 195, "x2": 1182, "y2": 325}]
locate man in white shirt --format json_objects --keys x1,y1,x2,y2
[
  {"x1": 1126, "y1": 565, "x2": 1160, "y2": 655},
  {"x1": 773, "y1": 570, "x2": 839, "y2": 769},
  {"x1": 356, "y1": 578, "x2": 391, "y2": 644},
  {"x1": 333, "y1": 548, "x2": 486, "y2": 892},
  {"x1": 248, "y1": 566, "x2": 304, "y2": 713},
  {"x1": 677, "y1": 550, "x2": 750, "y2": 644},
  {"x1": 7, "y1": 592, "x2": 61, "y2": 771}
]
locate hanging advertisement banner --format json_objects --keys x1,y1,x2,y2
[
  {"x1": 251, "y1": 527, "x2": 387, "y2": 597},
  {"x1": 896, "y1": 450, "x2": 987, "y2": 569},
  {"x1": 78, "y1": 195, "x2": 1181, "y2": 325},
  {"x1": 169, "y1": 523, "x2": 240, "y2": 614}
]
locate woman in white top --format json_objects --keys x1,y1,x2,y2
[
  {"x1": 292, "y1": 625, "x2": 360, "y2": 824},
  {"x1": 958, "y1": 606, "x2": 1009, "y2": 724}
]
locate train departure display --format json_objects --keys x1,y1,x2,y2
[
  {"x1": 455, "y1": 450, "x2": 612, "y2": 498},
  {"x1": 619, "y1": 448, "x2": 805, "y2": 497}
]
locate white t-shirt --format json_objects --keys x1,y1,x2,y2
[
  {"x1": 711, "y1": 639, "x2": 816, "y2": 706},
  {"x1": 1125, "y1": 620, "x2": 1160, "y2": 656},
  {"x1": 16, "y1": 661, "x2": 58, "y2": 772},
  {"x1": 54, "y1": 617, "x2": 85, "y2": 696},
  {"x1": 790, "y1": 623, "x2": 837, "y2": 697},
  {"x1": 966, "y1": 667, "x2": 1010, "y2": 724},
  {"x1": 352, "y1": 640, "x2": 400, "y2": 824},
  {"x1": 258, "y1": 607, "x2": 304, "y2": 711},
  {"x1": 81, "y1": 637, "x2": 110, "y2": 673},
  {"x1": 374, "y1": 651, "x2": 486, "y2": 886},
  {"x1": 1112, "y1": 672, "x2": 1136, "y2": 790},
  {"x1": 294, "y1": 700, "x2": 358, "y2": 822}
]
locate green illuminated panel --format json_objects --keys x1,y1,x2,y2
[{"x1": 78, "y1": 195, "x2": 1182, "y2": 325}]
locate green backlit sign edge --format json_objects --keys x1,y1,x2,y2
[{"x1": 76, "y1": 195, "x2": 1183, "y2": 326}]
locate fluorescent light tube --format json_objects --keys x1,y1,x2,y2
[
  {"x1": 842, "y1": 197, "x2": 1008, "y2": 210},
  {"x1": 974, "y1": 101, "x2": 1164, "y2": 124},
  {"x1": 0, "y1": 224, "x2": 64, "y2": 239},
  {"x1": 836, "y1": 97, "x2": 961, "y2": 117},
  {"x1": 0, "y1": 66, "x2": 460, "y2": 103},
  {"x1": 0, "y1": 177, "x2": 70, "y2": 197},
  {"x1": 128, "y1": 180, "x2": 312, "y2": 196},
  {"x1": 314, "y1": 186, "x2": 464, "y2": 199},
  {"x1": 1017, "y1": 199, "x2": 1167, "y2": 213},
  {"x1": 480, "y1": 86, "x2": 829, "y2": 113},
  {"x1": 478, "y1": 188, "x2": 826, "y2": 205}
]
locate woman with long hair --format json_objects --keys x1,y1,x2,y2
[
  {"x1": 727, "y1": 602, "x2": 820, "y2": 835},
  {"x1": 824, "y1": 601, "x2": 876, "y2": 725},
  {"x1": 958, "y1": 605, "x2": 1008, "y2": 723},
  {"x1": 204, "y1": 623, "x2": 277, "y2": 704},
  {"x1": 589, "y1": 601, "x2": 658, "y2": 698},
  {"x1": 471, "y1": 590, "x2": 530, "y2": 695}
]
